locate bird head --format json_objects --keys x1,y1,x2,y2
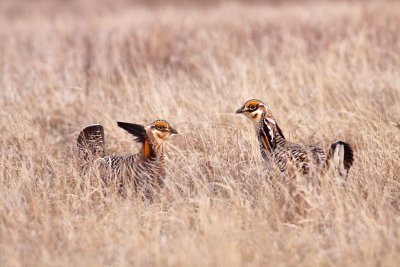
[
  {"x1": 235, "y1": 99, "x2": 270, "y2": 125},
  {"x1": 145, "y1": 119, "x2": 178, "y2": 144}
]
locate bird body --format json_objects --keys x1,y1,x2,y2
[
  {"x1": 254, "y1": 116, "x2": 327, "y2": 175},
  {"x1": 236, "y1": 99, "x2": 353, "y2": 177},
  {"x1": 77, "y1": 120, "x2": 177, "y2": 197}
]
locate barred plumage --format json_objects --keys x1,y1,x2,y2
[
  {"x1": 77, "y1": 120, "x2": 178, "y2": 198},
  {"x1": 77, "y1": 124, "x2": 105, "y2": 164},
  {"x1": 236, "y1": 99, "x2": 354, "y2": 177}
]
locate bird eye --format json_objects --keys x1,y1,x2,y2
[
  {"x1": 156, "y1": 125, "x2": 165, "y2": 131},
  {"x1": 249, "y1": 104, "x2": 257, "y2": 111}
]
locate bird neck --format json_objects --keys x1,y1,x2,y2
[
  {"x1": 140, "y1": 133, "x2": 164, "y2": 161},
  {"x1": 257, "y1": 116, "x2": 286, "y2": 154},
  {"x1": 273, "y1": 125, "x2": 286, "y2": 146}
]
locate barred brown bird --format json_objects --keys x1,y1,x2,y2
[
  {"x1": 236, "y1": 99, "x2": 353, "y2": 177},
  {"x1": 77, "y1": 120, "x2": 178, "y2": 198}
]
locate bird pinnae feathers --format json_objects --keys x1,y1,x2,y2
[
  {"x1": 117, "y1": 122, "x2": 147, "y2": 143},
  {"x1": 276, "y1": 124, "x2": 285, "y2": 139},
  {"x1": 261, "y1": 119, "x2": 276, "y2": 150}
]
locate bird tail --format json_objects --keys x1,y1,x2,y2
[
  {"x1": 77, "y1": 124, "x2": 105, "y2": 167},
  {"x1": 327, "y1": 141, "x2": 354, "y2": 177}
]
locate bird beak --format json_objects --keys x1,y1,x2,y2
[
  {"x1": 235, "y1": 108, "x2": 243, "y2": 114},
  {"x1": 171, "y1": 128, "x2": 178, "y2": 135}
]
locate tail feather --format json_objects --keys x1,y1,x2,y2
[
  {"x1": 327, "y1": 141, "x2": 354, "y2": 176},
  {"x1": 77, "y1": 124, "x2": 105, "y2": 164}
]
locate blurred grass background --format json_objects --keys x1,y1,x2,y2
[{"x1": 0, "y1": 0, "x2": 399, "y2": 266}]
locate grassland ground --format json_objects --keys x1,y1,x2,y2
[{"x1": 0, "y1": 0, "x2": 399, "y2": 266}]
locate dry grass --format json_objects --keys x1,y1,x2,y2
[{"x1": 1, "y1": 0, "x2": 400, "y2": 266}]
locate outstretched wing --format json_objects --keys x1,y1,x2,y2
[{"x1": 77, "y1": 124, "x2": 105, "y2": 162}]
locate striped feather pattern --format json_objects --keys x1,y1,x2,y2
[
  {"x1": 77, "y1": 120, "x2": 177, "y2": 199},
  {"x1": 98, "y1": 138, "x2": 166, "y2": 198},
  {"x1": 236, "y1": 99, "x2": 353, "y2": 177},
  {"x1": 256, "y1": 119, "x2": 327, "y2": 175}
]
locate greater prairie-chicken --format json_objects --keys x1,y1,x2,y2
[
  {"x1": 236, "y1": 99, "x2": 353, "y2": 177},
  {"x1": 77, "y1": 120, "x2": 178, "y2": 198}
]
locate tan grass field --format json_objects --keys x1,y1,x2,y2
[{"x1": 0, "y1": 0, "x2": 400, "y2": 266}]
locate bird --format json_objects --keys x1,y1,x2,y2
[
  {"x1": 77, "y1": 119, "x2": 178, "y2": 198},
  {"x1": 235, "y1": 99, "x2": 354, "y2": 177}
]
